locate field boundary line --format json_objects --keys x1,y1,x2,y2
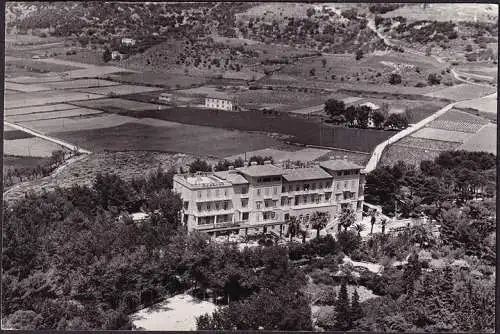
[
  {"x1": 4, "y1": 121, "x2": 92, "y2": 154},
  {"x1": 304, "y1": 144, "x2": 371, "y2": 155}
]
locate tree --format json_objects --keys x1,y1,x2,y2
[
  {"x1": 427, "y1": 73, "x2": 442, "y2": 85},
  {"x1": 324, "y1": 98, "x2": 346, "y2": 119},
  {"x1": 306, "y1": 7, "x2": 316, "y2": 18},
  {"x1": 355, "y1": 49, "x2": 364, "y2": 60},
  {"x1": 388, "y1": 73, "x2": 402, "y2": 85},
  {"x1": 402, "y1": 251, "x2": 422, "y2": 295},
  {"x1": 356, "y1": 106, "x2": 371, "y2": 128},
  {"x1": 188, "y1": 159, "x2": 212, "y2": 173},
  {"x1": 372, "y1": 110, "x2": 386, "y2": 128},
  {"x1": 287, "y1": 216, "x2": 300, "y2": 242},
  {"x1": 310, "y1": 211, "x2": 329, "y2": 239},
  {"x1": 353, "y1": 223, "x2": 365, "y2": 237},
  {"x1": 370, "y1": 213, "x2": 376, "y2": 234},
  {"x1": 339, "y1": 207, "x2": 356, "y2": 232},
  {"x1": 384, "y1": 113, "x2": 408, "y2": 129},
  {"x1": 350, "y1": 289, "x2": 363, "y2": 324},
  {"x1": 321, "y1": 58, "x2": 327, "y2": 68},
  {"x1": 344, "y1": 106, "x2": 357, "y2": 126},
  {"x1": 334, "y1": 282, "x2": 351, "y2": 331},
  {"x1": 103, "y1": 47, "x2": 112, "y2": 63}
]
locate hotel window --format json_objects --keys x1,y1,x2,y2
[
  {"x1": 183, "y1": 201, "x2": 189, "y2": 210},
  {"x1": 273, "y1": 187, "x2": 278, "y2": 195},
  {"x1": 295, "y1": 184, "x2": 300, "y2": 191},
  {"x1": 242, "y1": 186, "x2": 248, "y2": 194},
  {"x1": 224, "y1": 189, "x2": 228, "y2": 196},
  {"x1": 325, "y1": 193, "x2": 331, "y2": 200},
  {"x1": 223, "y1": 201, "x2": 228, "y2": 210},
  {"x1": 197, "y1": 203, "x2": 201, "y2": 211},
  {"x1": 273, "y1": 200, "x2": 278, "y2": 207},
  {"x1": 304, "y1": 184, "x2": 310, "y2": 191},
  {"x1": 265, "y1": 188, "x2": 270, "y2": 196},
  {"x1": 215, "y1": 202, "x2": 220, "y2": 210},
  {"x1": 256, "y1": 201, "x2": 262, "y2": 209},
  {"x1": 207, "y1": 203, "x2": 211, "y2": 211},
  {"x1": 311, "y1": 183, "x2": 316, "y2": 190},
  {"x1": 198, "y1": 191, "x2": 202, "y2": 198},
  {"x1": 271, "y1": 212, "x2": 276, "y2": 219},
  {"x1": 315, "y1": 195, "x2": 320, "y2": 204},
  {"x1": 294, "y1": 196, "x2": 300, "y2": 205},
  {"x1": 215, "y1": 189, "x2": 220, "y2": 197},
  {"x1": 337, "y1": 172, "x2": 342, "y2": 176},
  {"x1": 282, "y1": 186, "x2": 286, "y2": 192},
  {"x1": 257, "y1": 189, "x2": 261, "y2": 196},
  {"x1": 303, "y1": 195, "x2": 307, "y2": 203},
  {"x1": 241, "y1": 198, "x2": 248, "y2": 207},
  {"x1": 289, "y1": 185, "x2": 293, "y2": 192},
  {"x1": 344, "y1": 181, "x2": 348, "y2": 189},
  {"x1": 281, "y1": 197, "x2": 287, "y2": 206},
  {"x1": 207, "y1": 189, "x2": 211, "y2": 198},
  {"x1": 242, "y1": 212, "x2": 249, "y2": 221}
]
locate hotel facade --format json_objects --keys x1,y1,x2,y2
[{"x1": 173, "y1": 157, "x2": 365, "y2": 237}]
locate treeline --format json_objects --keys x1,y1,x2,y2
[
  {"x1": 4, "y1": 150, "x2": 70, "y2": 188},
  {"x1": 324, "y1": 98, "x2": 410, "y2": 129},
  {"x1": 186, "y1": 155, "x2": 274, "y2": 173}
]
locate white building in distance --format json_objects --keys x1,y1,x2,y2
[
  {"x1": 173, "y1": 157, "x2": 365, "y2": 237},
  {"x1": 204, "y1": 92, "x2": 239, "y2": 111},
  {"x1": 121, "y1": 37, "x2": 136, "y2": 46}
]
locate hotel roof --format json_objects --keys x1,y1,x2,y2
[
  {"x1": 237, "y1": 164, "x2": 283, "y2": 177},
  {"x1": 213, "y1": 171, "x2": 249, "y2": 184},
  {"x1": 319, "y1": 159, "x2": 364, "y2": 171},
  {"x1": 282, "y1": 167, "x2": 333, "y2": 181}
]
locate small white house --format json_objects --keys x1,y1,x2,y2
[
  {"x1": 204, "y1": 92, "x2": 239, "y2": 111},
  {"x1": 121, "y1": 37, "x2": 136, "y2": 46},
  {"x1": 159, "y1": 92, "x2": 172, "y2": 103},
  {"x1": 111, "y1": 50, "x2": 123, "y2": 60}
]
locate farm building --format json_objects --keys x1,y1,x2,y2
[
  {"x1": 204, "y1": 92, "x2": 239, "y2": 111},
  {"x1": 159, "y1": 92, "x2": 172, "y2": 103},
  {"x1": 121, "y1": 37, "x2": 136, "y2": 46},
  {"x1": 111, "y1": 51, "x2": 123, "y2": 60}
]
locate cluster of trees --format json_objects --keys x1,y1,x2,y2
[
  {"x1": 4, "y1": 150, "x2": 69, "y2": 188},
  {"x1": 324, "y1": 98, "x2": 409, "y2": 129},
  {"x1": 369, "y1": 3, "x2": 400, "y2": 14},
  {"x1": 187, "y1": 155, "x2": 274, "y2": 174}
]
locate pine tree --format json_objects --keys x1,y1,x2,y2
[
  {"x1": 334, "y1": 282, "x2": 351, "y2": 331},
  {"x1": 402, "y1": 251, "x2": 422, "y2": 295},
  {"x1": 350, "y1": 289, "x2": 363, "y2": 324}
]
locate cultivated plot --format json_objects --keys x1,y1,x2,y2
[
  {"x1": 454, "y1": 95, "x2": 497, "y2": 115},
  {"x1": 52, "y1": 122, "x2": 283, "y2": 158},
  {"x1": 6, "y1": 75, "x2": 67, "y2": 84},
  {"x1": 71, "y1": 97, "x2": 164, "y2": 112},
  {"x1": 6, "y1": 108, "x2": 104, "y2": 123},
  {"x1": 43, "y1": 78, "x2": 120, "y2": 90},
  {"x1": 15, "y1": 114, "x2": 139, "y2": 134},
  {"x1": 4, "y1": 137, "x2": 66, "y2": 157},
  {"x1": 5, "y1": 91, "x2": 103, "y2": 109},
  {"x1": 72, "y1": 84, "x2": 162, "y2": 96},
  {"x1": 424, "y1": 84, "x2": 496, "y2": 101},
  {"x1": 5, "y1": 82, "x2": 52, "y2": 92},
  {"x1": 410, "y1": 128, "x2": 472, "y2": 143},
  {"x1": 458, "y1": 123, "x2": 497, "y2": 154},
  {"x1": 5, "y1": 103, "x2": 77, "y2": 116}
]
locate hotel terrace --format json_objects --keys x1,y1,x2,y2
[{"x1": 173, "y1": 157, "x2": 365, "y2": 237}]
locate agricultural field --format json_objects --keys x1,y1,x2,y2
[
  {"x1": 51, "y1": 122, "x2": 283, "y2": 158},
  {"x1": 5, "y1": 108, "x2": 104, "y2": 123},
  {"x1": 71, "y1": 98, "x2": 165, "y2": 112},
  {"x1": 120, "y1": 108, "x2": 394, "y2": 152},
  {"x1": 5, "y1": 91, "x2": 103, "y2": 109},
  {"x1": 379, "y1": 142, "x2": 449, "y2": 167},
  {"x1": 6, "y1": 75, "x2": 67, "y2": 84},
  {"x1": 3, "y1": 130, "x2": 35, "y2": 140},
  {"x1": 3, "y1": 151, "x2": 207, "y2": 204},
  {"x1": 396, "y1": 136, "x2": 463, "y2": 151},
  {"x1": 72, "y1": 84, "x2": 162, "y2": 96},
  {"x1": 43, "y1": 78, "x2": 120, "y2": 90},
  {"x1": 13, "y1": 114, "x2": 139, "y2": 134},
  {"x1": 3, "y1": 155, "x2": 52, "y2": 175},
  {"x1": 104, "y1": 71, "x2": 208, "y2": 89},
  {"x1": 5, "y1": 82, "x2": 52, "y2": 92},
  {"x1": 424, "y1": 83, "x2": 496, "y2": 101},
  {"x1": 6, "y1": 56, "x2": 82, "y2": 74},
  {"x1": 5, "y1": 103, "x2": 78, "y2": 116},
  {"x1": 411, "y1": 128, "x2": 472, "y2": 143},
  {"x1": 454, "y1": 94, "x2": 497, "y2": 119},
  {"x1": 458, "y1": 123, "x2": 497, "y2": 154},
  {"x1": 4, "y1": 137, "x2": 66, "y2": 157},
  {"x1": 380, "y1": 3, "x2": 498, "y2": 23}
]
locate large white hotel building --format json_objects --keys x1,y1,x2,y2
[{"x1": 173, "y1": 157, "x2": 365, "y2": 237}]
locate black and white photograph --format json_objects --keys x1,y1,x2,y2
[{"x1": 2, "y1": 1, "x2": 497, "y2": 331}]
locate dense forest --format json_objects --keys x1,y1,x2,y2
[{"x1": 2, "y1": 150, "x2": 496, "y2": 331}]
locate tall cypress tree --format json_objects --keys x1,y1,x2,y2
[
  {"x1": 350, "y1": 289, "x2": 363, "y2": 325},
  {"x1": 334, "y1": 282, "x2": 351, "y2": 331}
]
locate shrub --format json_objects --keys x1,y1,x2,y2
[
  {"x1": 415, "y1": 82, "x2": 427, "y2": 88},
  {"x1": 388, "y1": 73, "x2": 402, "y2": 85}
]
